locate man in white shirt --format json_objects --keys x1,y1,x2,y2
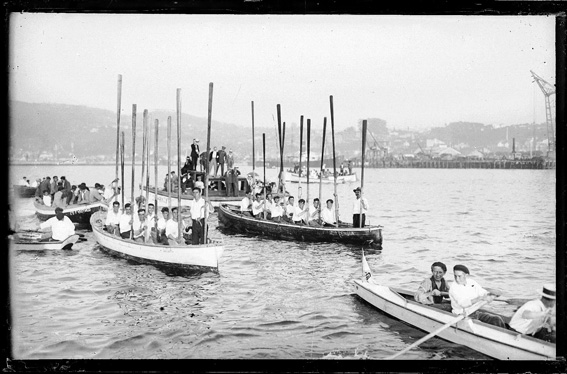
[
  {"x1": 209, "y1": 146, "x2": 218, "y2": 176},
  {"x1": 270, "y1": 195, "x2": 284, "y2": 222},
  {"x1": 252, "y1": 193, "x2": 266, "y2": 218},
  {"x1": 166, "y1": 207, "x2": 189, "y2": 245},
  {"x1": 119, "y1": 203, "x2": 133, "y2": 239},
  {"x1": 132, "y1": 208, "x2": 148, "y2": 243},
  {"x1": 105, "y1": 201, "x2": 122, "y2": 236},
  {"x1": 283, "y1": 195, "x2": 295, "y2": 223},
  {"x1": 509, "y1": 284, "x2": 556, "y2": 342},
  {"x1": 352, "y1": 187, "x2": 369, "y2": 228},
  {"x1": 240, "y1": 191, "x2": 253, "y2": 217},
  {"x1": 145, "y1": 203, "x2": 157, "y2": 243},
  {"x1": 308, "y1": 198, "x2": 322, "y2": 226},
  {"x1": 189, "y1": 187, "x2": 213, "y2": 245},
  {"x1": 321, "y1": 199, "x2": 337, "y2": 227},
  {"x1": 292, "y1": 198, "x2": 309, "y2": 225},
  {"x1": 156, "y1": 207, "x2": 170, "y2": 244},
  {"x1": 18, "y1": 177, "x2": 29, "y2": 186},
  {"x1": 39, "y1": 207, "x2": 75, "y2": 241},
  {"x1": 449, "y1": 264, "x2": 506, "y2": 328}
]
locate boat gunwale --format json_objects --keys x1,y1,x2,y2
[
  {"x1": 353, "y1": 279, "x2": 556, "y2": 359},
  {"x1": 33, "y1": 200, "x2": 105, "y2": 215}
]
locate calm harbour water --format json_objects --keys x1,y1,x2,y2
[{"x1": 8, "y1": 165, "x2": 556, "y2": 361}]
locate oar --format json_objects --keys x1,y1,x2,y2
[
  {"x1": 329, "y1": 96, "x2": 339, "y2": 227},
  {"x1": 114, "y1": 74, "x2": 122, "y2": 201},
  {"x1": 176, "y1": 89, "x2": 182, "y2": 241},
  {"x1": 386, "y1": 299, "x2": 490, "y2": 360},
  {"x1": 130, "y1": 104, "x2": 137, "y2": 239}
]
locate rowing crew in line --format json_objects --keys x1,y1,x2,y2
[{"x1": 415, "y1": 262, "x2": 556, "y2": 343}]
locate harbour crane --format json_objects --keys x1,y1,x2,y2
[{"x1": 530, "y1": 70, "x2": 555, "y2": 155}]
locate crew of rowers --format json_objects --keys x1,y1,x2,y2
[
  {"x1": 34, "y1": 175, "x2": 120, "y2": 208},
  {"x1": 414, "y1": 262, "x2": 556, "y2": 343},
  {"x1": 103, "y1": 187, "x2": 213, "y2": 246}
]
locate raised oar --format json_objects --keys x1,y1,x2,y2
[
  {"x1": 145, "y1": 113, "x2": 151, "y2": 209},
  {"x1": 203, "y1": 83, "x2": 213, "y2": 244},
  {"x1": 120, "y1": 131, "x2": 125, "y2": 208},
  {"x1": 114, "y1": 74, "x2": 122, "y2": 201},
  {"x1": 140, "y1": 109, "x2": 148, "y2": 200},
  {"x1": 386, "y1": 299, "x2": 490, "y2": 360},
  {"x1": 167, "y1": 116, "x2": 172, "y2": 210},
  {"x1": 318, "y1": 117, "x2": 327, "y2": 222},
  {"x1": 306, "y1": 119, "x2": 311, "y2": 207},
  {"x1": 251, "y1": 101, "x2": 255, "y2": 184},
  {"x1": 329, "y1": 95, "x2": 339, "y2": 226},
  {"x1": 176, "y1": 89, "x2": 182, "y2": 241},
  {"x1": 262, "y1": 133, "x2": 267, "y2": 219},
  {"x1": 298, "y1": 115, "x2": 303, "y2": 199},
  {"x1": 359, "y1": 119, "x2": 367, "y2": 228},
  {"x1": 130, "y1": 104, "x2": 137, "y2": 239},
  {"x1": 154, "y1": 119, "x2": 159, "y2": 239}
]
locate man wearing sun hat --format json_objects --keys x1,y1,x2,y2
[
  {"x1": 509, "y1": 284, "x2": 556, "y2": 342},
  {"x1": 352, "y1": 186, "x2": 369, "y2": 228}
]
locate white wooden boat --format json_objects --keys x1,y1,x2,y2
[
  {"x1": 353, "y1": 253, "x2": 556, "y2": 360},
  {"x1": 285, "y1": 172, "x2": 357, "y2": 184},
  {"x1": 90, "y1": 210, "x2": 224, "y2": 269},
  {"x1": 11, "y1": 233, "x2": 80, "y2": 251},
  {"x1": 34, "y1": 200, "x2": 104, "y2": 225}
]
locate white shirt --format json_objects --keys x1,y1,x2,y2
[
  {"x1": 40, "y1": 216, "x2": 75, "y2": 241},
  {"x1": 252, "y1": 200, "x2": 265, "y2": 216},
  {"x1": 119, "y1": 213, "x2": 133, "y2": 233},
  {"x1": 165, "y1": 219, "x2": 185, "y2": 239},
  {"x1": 189, "y1": 198, "x2": 206, "y2": 220},
  {"x1": 270, "y1": 204, "x2": 283, "y2": 218},
  {"x1": 292, "y1": 205, "x2": 308, "y2": 222},
  {"x1": 157, "y1": 217, "x2": 169, "y2": 231},
  {"x1": 352, "y1": 197, "x2": 369, "y2": 214},
  {"x1": 449, "y1": 278, "x2": 487, "y2": 315},
  {"x1": 240, "y1": 197, "x2": 252, "y2": 212},
  {"x1": 509, "y1": 299, "x2": 549, "y2": 335},
  {"x1": 43, "y1": 195, "x2": 52, "y2": 207},
  {"x1": 105, "y1": 209, "x2": 122, "y2": 225},
  {"x1": 309, "y1": 205, "x2": 321, "y2": 222},
  {"x1": 321, "y1": 207, "x2": 336, "y2": 225},
  {"x1": 18, "y1": 179, "x2": 29, "y2": 186}
]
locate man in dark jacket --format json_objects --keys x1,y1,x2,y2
[
  {"x1": 190, "y1": 139, "x2": 200, "y2": 171},
  {"x1": 180, "y1": 157, "x2": 192, "y2": 193},
  {"x1": 217, "y1": 146, "x2": 227, "y2": 177}
]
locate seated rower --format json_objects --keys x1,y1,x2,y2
[
  {"x1": 156, "y1": 207, "x2": 170, "y2": 244},
  {"x1": 105, "y1": 201, "x2": 122, "y2": 236},
  {"x1": 449, "y1": 264, "x2": 506, "y2": 328},
  {"x1": 321, "y1": 199, "x2": 337, "y2": 227},
  {"x1": 282, "y1": 195, "x2": 295, "y2": 223},
  {"x1": 270, "y1": 195, "x2": 284, "y2": 222},
  {"x1": 509, "y1": 284, "x2": 556, "y2": 343},
  {"x1": 292, "y1": 199, "x2": 309, "y2": 225},
  {"x1": 119, "y1": 203, "x2": 134, "y2": 239},
  {"x1": 252, "y1": 193, "x2": 266, "y2": 219},
  {"x1": 132, "y1": 208, "x2": 148, "y2": 243},
  {"x1": 308, "y1": 198, "x2": 322, "y2": 226},
  {"x1": 263, "y1": 193, "x2": 273, "y2": 220},
  {"x1": 414, "y1": 261, "x2": 452, "y2": 311},
  {"x1": 38, "y1": 207, "x2": 75, "y2": 241},
  {"x1": 240, "y1": 191, "x2": 253, "y2": 217},
  {"x1": 166, "y1": 207, "x2": 190, "y2": 245}
]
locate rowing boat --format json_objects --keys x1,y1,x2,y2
[
  {"x1": 33, "y1": 200, "x2": 104, "y2": 225},
  {"x1": 90, "y1": 210, "x2": 224, "y2": 270},
  {"x1": 284, "y1": 172, "x2": 357, "y2": 184},
  {"x1": 13, "y1": 184, "x2": 37, "y2": 198},
  {"x1": 11, "y1": 233, "x2": 80, "y2": 251},
  {"x1": 217, "y1": 203, "x2": 382, "y2": 248},
  {"x1": 353, "y1": 253, "x2": 556, "y2": 360}
]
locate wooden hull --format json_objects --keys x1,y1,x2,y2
[
  {"x1": 90, "y1": 211, "x2": 224, "y2": 269},
  {"x1": 353, "y1": 280, "x2": 556, "y2": 360},
  {"x1": 13, "y1": 185, "x2": 37, "y2": 198},
  {"x1": 142, "y1": 185, "x2": 245, "y2": 208},
  {"x1": 217, "y1": 204, "x2": 382, "y2": 247},
  {"x1": 12, "y1": 234, "x2": 80, "y2": 251},
  {"x1": 285, "y1": 172, "x2": 357, "y2": 184},
  {"x1": 34, "y1": 200, "x2": 103, "y2": 224}
]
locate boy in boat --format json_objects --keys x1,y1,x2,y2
[
  {"x1": 132, "y1": 208, "x2": 148, "y2": 243},
  {"x1": 240, "y1": 191, "x2": 253, "y2": 217},
  {"x1": 77, "y1": 183, "x2": 91, "y2": 205},
  {"x1": 166, "y1": 207, "x2": 190, "y2": 245},
  {"x1": 156, "y1": 207, "x2": 170, "y2": 244},
  {"x1": 321, "y1": 199, "x2": 337, "y2": 227},
  {"x1": 352, "y1": 187, "x2": 368, "y2": 228},
  {"x1": 119, "y1": 203, "x2": 134, "y2": 239},
  {"x1": 39, "y1": 207, "x2": 75, "y2": 241},
  {"x1": 252, "y1": 193, "x2": 266, "y2": 219},
  {"x1": 292, "y1": 199, "x2": 309, "y2": 225},
  {"x1": 509, "y1": 284, "x2": 556, "y2": 342},
  {"x1": 270, "y1": 195, "x2": 284, "y2": 222},
  {"x1": 105, "y1": 201, "x2": 122, "y2": 236},
  {"x1": 42, "y1": 190, "x2": 52, "y2": 206},
  {"x1": 282, "y1": 195, "x2": 295, "y2": 223},
  {"x1": 414, "y1": 262, "x2": 452, "y2": 311},
  {"x1": 308, "y1": 198, "x2": 322, "y2": 226},
  {"x1": 449, "y1": 264, "x2": 506, "y2": 328}
]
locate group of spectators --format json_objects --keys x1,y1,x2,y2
[
  {"x1": 414, "y1": 262, "x2": 556, "y2": 343},
  {"x1": 35, "y1": 175, "x2": 120, "y2": 208}
]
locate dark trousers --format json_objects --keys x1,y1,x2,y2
[
  {"x1": 192, "y1": 218, "x2": 205, "y2": 245},
  {"x1": 120, "y1": 230, "x2": 131, "y2": 239},
  {"x1": 191, "y1": 155, "x2": 199, "y2": 171},
  {"x1": 219, "y1": 163, "x2": 225, "y2": 177},
  {"x1": 353, "y1": 213, "x2": 366, "y2": 228},
  {"x1": 469, "y1": 311, "x2": 506, "y2": 329}
]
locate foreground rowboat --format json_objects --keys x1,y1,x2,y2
[
  {"x1": 90, "y1": 210, "x2": 224, "y2": 269},
  {"x1": 13, "y1": 185, "x2": 37, "y2": 198},
  {"x1": 353, "y1": 253, "x2": 556, "y2": 360},
  {"x1": 217, "y1": 203, "x2": 382, "y2": 248},
  {"x1": 34, "y1": 200, "x2": 104, "y2": 225},
  {"x1": 11, "y1": 234, "x2": 80, "y2": 251}
]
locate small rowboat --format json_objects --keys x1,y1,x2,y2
[
  {"x1": 217, "y1": 203, "x2": 382, "y2": 248},
  {"x1": 11, "y1": 234, "x2": 80, "y2": 251},
  {"x1": 90, "y1": 211, "x2": 224, "y2": 270},
  {"x1": 285, "y1": 172, "x2": 357, "y2": 184},
  {"x1": 13, "y1": 185, "x2": 37, "y2": 198},
  {"x1": 353, "y1": 253, "x2": 556, "y2": 360},
  {"x1": 34, "y1": 200, "x2": 104, "y2": 225}
]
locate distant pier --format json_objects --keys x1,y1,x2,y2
[{"x1": 368, "y1": 159, "x2": 556, "y2": 170}]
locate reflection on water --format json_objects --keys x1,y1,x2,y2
[{"x1": 9, "y1": 166, "x2": 555, "y2": 360}]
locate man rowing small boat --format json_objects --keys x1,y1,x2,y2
[
  {"x1": 38, "y1": 207, "x2": 75, "y2": 241},
  {"x1": 509, "y1": 284, "x2": 556, "y2": 343}
]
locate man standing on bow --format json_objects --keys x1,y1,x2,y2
[{"x1": 352, "y1": 187, "x2": 368, "y2": 228}]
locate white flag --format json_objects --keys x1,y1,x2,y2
[{"x1": 362, "y1": 250, "x2": 373, "y2": 282}]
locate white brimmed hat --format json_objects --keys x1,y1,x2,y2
[{"x1": 538, "y1": 284, "x2": 556, "y2": 299}]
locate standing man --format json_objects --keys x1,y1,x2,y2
[
  {"x1": 209, "y1": 146, "x2": 219, "y2": 176},
  {"x1": 39, "y1": 207, "x2": 75, "y2": 241},
  {"x1": 217, "y1": 146, "x2": 227, "y2": 176},
  {"x1": 347, "y1": 160, "x2": 352, "y2": 175},
  {"x1": 226, "y1": 149, "x2": 235, "y2": 169},
  {"x1": 50, "y1": 176, "x2": 59, "y2": 199},
  {"x1": 190, "y1": 139, "x2": 200, "y2": 171},
  {"x1": 352, "y1": 187, "x2": 368, "y2": 228},
  {"x1": 188, "y1": 187, "x2": 213, "y2": 245}
]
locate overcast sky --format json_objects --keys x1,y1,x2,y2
[{"x1": 9, "y1": 13, "x2": 556, "y2": 131}]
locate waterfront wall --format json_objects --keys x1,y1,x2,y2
[{"x1": 369, "y1": 159, "x2": 556, "y2": 169}]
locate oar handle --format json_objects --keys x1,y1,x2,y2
[{"x1": 386, "y1": 299, "x2": 489, "y2": 360}]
